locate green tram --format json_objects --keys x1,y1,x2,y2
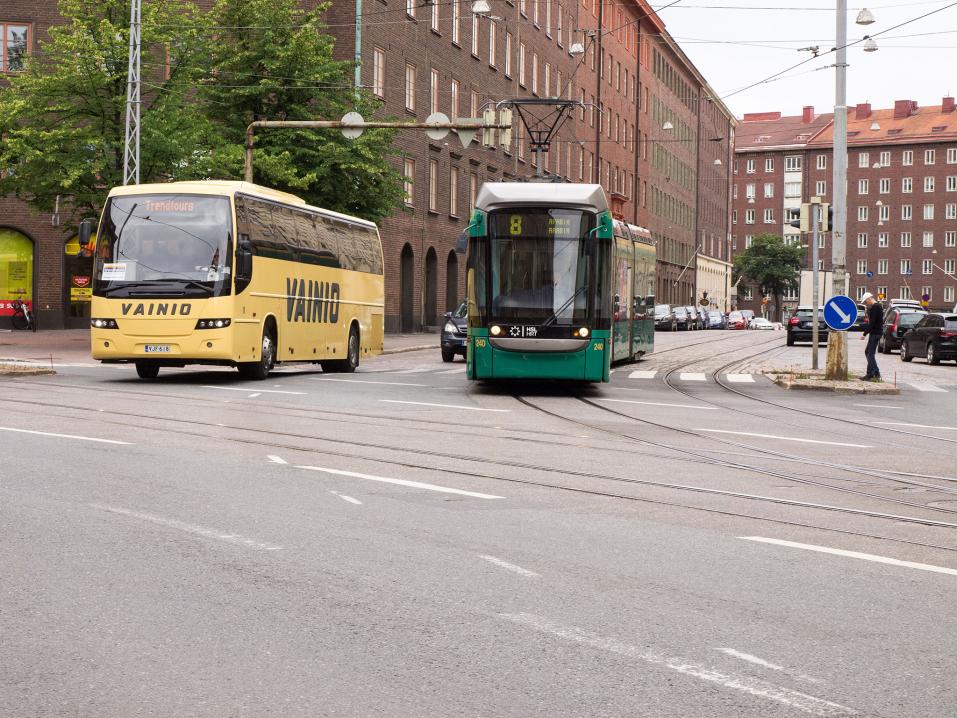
[{"x1": 464, "y1": 182, "x2": 655, "y2": 382}]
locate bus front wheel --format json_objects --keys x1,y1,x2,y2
[
  {"x1": 322, "y1": 325, "x2": 360, "y2": 374},
  {"x1": 239, "y1": 327, "x2": 275, "y2": 380},
  {"x1": 135, "y1": 361, "x2": 160, "y2": 380}
]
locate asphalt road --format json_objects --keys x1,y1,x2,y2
[{"x1": 3, "y1": 329, "x2": 957, "y2": 717}]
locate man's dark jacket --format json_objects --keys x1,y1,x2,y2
[{"x1": 862, "y1": 302, "x2": 884, "y2": 336}]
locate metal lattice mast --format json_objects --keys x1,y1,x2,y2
[{"x1": 122, "y1": 0, "x2": 141, "y2": 185}]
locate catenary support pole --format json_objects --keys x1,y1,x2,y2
[
  {"x1": 122, "y1": 0, "x2": 141, "y2": 185},
  {"x1": 811, "y1": 202, "x2": 820, "y2": 370}
]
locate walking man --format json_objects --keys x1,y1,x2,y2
[{"x1": 860, "y1": 292, "x2": 884, "y2": 381}]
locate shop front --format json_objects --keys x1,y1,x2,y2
[
  {"x1": 0, "y1": 228, "x2": 34, "y2": 320},
  {"x1": 64, "y1": 231, "x2": 95, "y2": 327}
]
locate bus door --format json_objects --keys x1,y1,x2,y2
[{"x1": 612, "y1": 235, "x2": 634, "y2": 362}]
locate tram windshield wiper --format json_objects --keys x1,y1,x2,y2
[{"x1": 541, "y1": 285, "x2": 587, "y2": 328}]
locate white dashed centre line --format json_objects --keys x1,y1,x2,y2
[
  {"x1": 0, "y1": 426, "x2": 132, "y2": 445},
  {"x1": 380, "y1": 399, "x2": 509, "y2": 412},
  {"x1": 202, "y1": 385, "x2": 306, "y2": 395},
  {"x1": 295, "y1": 465, "x2": 505, "y2": 499},
  {"x1": 267, "y1": 455, "x2": 288, "y2": 465},
  {"x1": 479, "y1": 555, "x2": 539, "y2": 577},
  {"x1": 599, "y1": 398, "x2": 717, "y2": 410},
  {"x1": 696, "y1": 429, "x2": 870, "y2": 448},
  {"x1": 315, "y1": 378, "x2": 428, "y2": 387},
  {"x1": 330, "y1": 491, "x2": 363, "y2": 505},
  {"x1": 875, "y1": 421, "x2": 957, "y2": 431}
]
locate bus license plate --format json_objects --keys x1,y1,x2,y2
[{"x1": 145, "y1": 345, "x2": 171, "y2": 353}]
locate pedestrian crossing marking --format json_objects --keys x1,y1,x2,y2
[
  {"x1": 726, "y1": 374, "x2": 755, "y2": 383},
  {"x1": 908, "y1": 383, "x2": 947, "y2": 393},
  {"x1": 628, "y1": 370, "x2": 657, "y2": 379},
  {"x1": 679, "y1": 372, "x2": 707, "y2": 381}
]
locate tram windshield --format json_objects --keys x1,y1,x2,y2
[{"x1": 483, "y1": 208, "x2": 601, "y2": 325}]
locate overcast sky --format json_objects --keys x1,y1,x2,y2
[{"x1": 655, "y1": 0, "x2": 957, "y2": 119}]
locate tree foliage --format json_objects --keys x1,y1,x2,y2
[
  {"x1": 0, "y1": 0, "x2": 213, "y2": 225},
  {"x1": 732, "y1": 233, "x2": 805, "y2": 318},
  {"x1": 200, "y1": 0, "x2": 404, "y2": 222}
]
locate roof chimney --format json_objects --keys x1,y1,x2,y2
[
  {"x1": 802, "y1": 106, "x2": 814, "y2": 123},
  {"x1": 854, "y1": 103, "x2": 871, "y2": 120},
  {"x1": 943, "y1": 96, "x2": 956, "y2": 114},
  {"x1": 894, "y1": 100, "x2": 918, "y2": 119}
]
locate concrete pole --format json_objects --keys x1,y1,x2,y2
[
  {"x1": 811, "y1": 202, "x2": 820, "y2": 370},
  {"x1": 826, "y1": 0, "x2": 849, "y2": 380}
]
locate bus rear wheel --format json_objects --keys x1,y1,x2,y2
[
  {"x1": 322, "y1": 325, "x2": 360, "y2": 374},
  {"x1": 239, "y1": 327, "x2": 275, "y2": 380},
  {"x1": 135, "y1": 361, "x2": 160, "y2": 380}
]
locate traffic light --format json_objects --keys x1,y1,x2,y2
[
  {"x1": 821, "y1": 204, "x2": 832, "y2": 232},
  {"x1": 482, "y1": 107, "x2": 496, "y2": 147},
  {"x1": 787, "y1": 207, "x2": 802, "y2": 229},
  {"x1": 498, "y1": 108, "x2": 513, "y2": 150}
]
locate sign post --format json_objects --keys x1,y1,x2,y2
[{"x1": 811, "y1": 201, "x2": 821, "y2": 370}]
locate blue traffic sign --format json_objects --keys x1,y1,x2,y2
[
  {"x1": 866, "y1": 271, "x2": 874, "y2": 278},
  {"x1": 823, "y1": 294, "x2": 858, "y2": 331}
]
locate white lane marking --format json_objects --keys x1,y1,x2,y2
[
  {"x1": 315, "y1": 377, "x2": 428, "y2": 387},
  {"x1": 330, "y1": 491, "x2": 363, "y2": 505},
  {"x1": 437, "y1": 366, "x2": 467, "y2": 374},
  {"x1": 0, "y1": 426, "x2": 132, "y2": 445},
  {"x1": 875, "y1": 421, "x2": 957, "y2": 431},
  {"x1": 679, "y1": 372, "x2": 707, "y2": 381},
  {"x1": 267, "y1": 455, "x2": 288, "y2": 465},
  {"x1": 247, "y1": 392, "x2": 262, "y2": 398},
  {"x1": 726, "y1": 373, "x2": 755, "y2": 383},
  {"x1": 628, "y1": 370, "x2": 657, "y2": 379},
  {"x1": 479, "y1": 554, "x2": 540, "y2": 577},
  {"x1": 854, "y1": 404, "x2": 902, "y2": 409},
  {"x1": 908, "y1": 383, "x2": 947, "y2": 393},
  {"x1": 696, "y1": 429, "x2": 870, "y2": 448},
  {"x1": 91, "y1": 504, "x2": 283, "y2": 551},
  {"x1": 741, "y1": 536, "x2": 957, "y2": 577},
  {"x1": 500, "y1": 613, "x2": 853, "y2": 717},
  {"x1": 295, "y1": 465, "x2": 505, "y2": 500},
  {"x1": 396, "y1": 367, "x2": 434, "y2": 374},
  {"x1": 380, "y1": 399, "x2": 509, "y2": 412},
  {"x1": 716, "y1": 648, "x2": 823, "y2": 684},
  {"x1": 598, "y1": 398, "x2": 718, "y2": 411},
  {"x1": 201, "y1": 385, "x2": 306, "y2": 395}
]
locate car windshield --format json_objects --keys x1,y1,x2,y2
[
  {"x1": 729, "y1": 312, "x2": 742, "y2": 319},
  {"x1": 674, "y1": 308, "x2": 687, "y2": 317},
  {"x1": 897, "y1": 313, "x2": 925, "y2": 326},
  {"x1": 654, "y1": 304, "x2": 670, "y2": 316},
  {"x1": 93, "y1": 194, "x2": 233, "y2": 298},
  {"x1": 452, "y1": 301, "x2": 467, "y2": 319},
  {"x1": 945, "y1": 317, "x2": 957, "y2": 328}
]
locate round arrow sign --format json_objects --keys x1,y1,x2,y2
[
  {"x1": 425, "y1": 112, "x2": 451, "y2": 140},
  {"x1": 340, "y1": 112, "x2": 364, "y2": 139}
]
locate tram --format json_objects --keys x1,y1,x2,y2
[{"x1": 464, "y1": 182, "x2": 655, "y2": 382}]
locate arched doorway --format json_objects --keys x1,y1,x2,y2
[
  {"x1": 400, "y1": 243, "x2": 414, "y2": 332},
  {"x1": 0, "y1": 228, "x2": 34, "y2": 319},
  {"x1": 446, "y1": 250, "x2": 459, "y2": 312},
  {"x1": 424, "y1": 247, "x2": 437, "y2": 326}
]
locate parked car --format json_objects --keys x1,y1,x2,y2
[
  {"x1": 879, "y1": 308, "x2": 927, "y2": 353},
  {"x1": 673, "y1": 306, "x2": 693, "y2": 330},
  {"x1": 850, "y1": 304, "x2": 867, "y2": 332},
  {"x1": 654, "y1": 304, "x2": 677, "y2": 332},
  {"x1": 683, "y1": 306, "x2": 700, "y2": 330},
  {"x1": 739, "y1": 309, "x2": 755, "y2": 328},
  {"x1": 786, "y1": 306, "x2": 829, "y2": 346},
  {"x1": 696, "y1": 306, "x2": 710, "y2": 329},
  {"x1": 727, "y1": 311, "x2": 748, "y2": 330},
  {"x1": 900, "y1": 313, "x2": 957, "y2": 364},
  {"x1": 889, "y1": 298, "x2": 923, "y2": 311},
  {"x1": 441, "y1": 301, "x2": 468, "y2": 362},
  {"x1": 707, "y1": 310, "x2": 725, "y2": 329},
  {"x1": 751, "y1": 317, "x2": 775, "y2": 330}
]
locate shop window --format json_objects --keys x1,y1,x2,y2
[{"x1": 0, "y1": 228, "x2": 33, "y2": 316}]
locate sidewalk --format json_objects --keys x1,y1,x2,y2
[{"x1": 0, "y1": 328, "x2": 437, "y2": 362}]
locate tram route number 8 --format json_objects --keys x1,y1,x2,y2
[{"x1": 509, "y1": 216, "x2": 523, "y2": 235}]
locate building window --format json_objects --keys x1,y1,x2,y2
[
  {"x1": 815, "y1": 180, "x2": 826, "y2": 196},
  {"x1": 879, "y1": 178, "x2": 890, "y2": 194},
  {"x1": 901, "y1": 259, "x2": 911, "y2": 275},
  {"x1": 925, "y1": 176, "x2": 936, "y2": 192},
  {"x1": 925, "y1": 149, "x2": 936, "y2": 165},
  {"x1": 732, "y1": 210, "x2": 737, "y2": 224},
  {"x1": 878, "y1": 205, "x2": 889, "y2": 223},
  {"x1": 879, "y1": 151, "x2": 890, "y2": 167},
  {"x1": 403, "y1": 158, "x2": 415, "y2": 205},
  {"x1": 877, "y1": 286, "x2": 888, "y2": 299},
  {"x1": 743, "y1": 287, "x2": 753, "y2": 300},
  {"x1": 878, "y1": 259, "x2": 888, "y2": 275},
  {"x1": 947, "y1": 176, "x2": 957, "y2": 192},
  {"x1": 948, "y1": 203, "x2": 957, "y2": 220},
  {"x1": 469, "y1": 172, "x2": 478, "y2": 213},
  {"x1": 948, "y1": 231, "x2": 957, "y2": 247},
  {"x1": 945, "y1": 259, "x2": 956, "y2": 275},
  {"x1": 948, "y1": 148, "x2": 957, "y2": 164},
  {"x1": 504, "y1": 32, "x2": 512, "y2": 77},
  {"x1": 763, "y1": 183, "x2": 774, "y2": 198},
  {"x1": 900, "y1": 285, "x2": 912, "y2": 299},
  {"x1": 858, "y1": 152, "x2": 869, "y2": 168},
  {"x1": 471, "y1": 15, "x2": 480, "y2": 56},
  {"x1": 924, "y1": 204, "x2": 935, "y2": 220},
  {"x1": 745, "y1": 183, "x2": 756, "y2": 200},
  {"x1": 372, "y1": 48, "x2": 385, "y2": 98},
  {"x1": 785, "y1": 182, "x2": 801, "y2": 197},
  {"x1": 902, "y1": 177, "x2": 912, "y2": 193},
  {"x1": 449, "y1": 166, "x2": 459, "y2": 216},
  {"x1": 816, "y1": 154, "x2": 827, "y2": 170},
  {"x1": 857, "y1": 206, "x2": 868, "y2": 221},
  {"x1": 900, "y1": 232, "x2": 911, "y2": 248},
  {"x1": 946, "y1": 286, "x2": 955, "y2": 303},
  {"x1": 903, "y1": 150, "x2": 914, "y2": 166},
  {"x1": 857, "y1": 233, "x2": 868, "y2": 248},
  {"x1": 1, "y1": 22, "x2": 29, "y2": 72},
  {"x1": 405, "y1": 64, "x2": 416, "y2": 112},
  {"x1": 431, "y1": 0, "x2": 440, "y2": 32},
  {"x1": 923, "y1": 231, "x2": 934, "y2": 247},
  {"x1": 763, "y1": 208, "x2": 774, "y2": 224},
  {"x1": 430, "y1": 68, "x2": 439, "y2": 114},
  {"x1": 878, "y1": 232, "x2": 889, "y2": 247},
  {"x1": 856, "y1": 286, "x2": 867, "y2": 301},
  {"x1": 858, "y1": 179, "x2": 869, "y2": 194},
  {"x1": 901, "y1": 204, "x2": 912, "y2": 221},
  {"x1": 745, "y1": 209, "x2": 755, "y2": 224},
  {"x1": 488, "y1": 20, "x2": 496, "y2": 67},
  {"x1": 470, "y1": 90, "x2": 479, "y2": 118},
  {"x1": 428, "y1": 159, "x2": 438, "y2": 212},
  {"x1": 450, "y1": 79, "x2": 460, "y2": 118},
  {"x1": 923, "y1": 260, "x2": 933, "y2": 275},
  {"x1": 452, "y1": 0, "x2": 461, "y2": 43},
  {"x1": 765, "y1": 157, "x2": 774, "y2": 172},
  {"x1": 406, "y1": 0, "x2": 416, "y2": 18},
  {"x1": 746, "y1": 159, "x2": 755, "y2": 174},
  {"x1": 784, "y1": 155, "x2": 801, "y2": 171},
  {"x1": 531, "y1": 53, "x2": 538, "y2": 94},
  {"x1": 518, "y1": 43, "x2": 526, "y2": 86}
]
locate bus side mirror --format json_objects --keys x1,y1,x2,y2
[
  {"x1": 455, "y1": 231, "x2": 468, "y2": 254},
  {"x1": 78, "y1": 219, "x2": 93, "y2": 247},
  {"x1": 236, "y1": 241, "x2": 253, "y2": 279}
]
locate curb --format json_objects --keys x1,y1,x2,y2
[
  {"x1": 0, "y1": 364, "x2": 56, "y2": 377},
  {"x1": 771, "y1": 377, "x2": 900, "y2": 395},
  {"x1": 381, "y1": 344, "x2": 438, "y2": 356}
]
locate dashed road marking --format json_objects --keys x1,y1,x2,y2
[
  {"x1": 628, "y1": 370, "x2": 658, "y2": 379},
  {"x1": 330, "y1": 491, "x2": 363, "y2": 505},
  {"x1": 716, "y1": 648, "x2": 821, "y2": 684},
  {"x1": 908, "y1": 383, "x2": 947, "y2": 393},
  {"x1": 202, "y1": 385, "x2": 306, "y2": 395},
  {"x1": 875, "y1": 421, "x2": 957, "y2": 431},
  {"x1": 267, "y1": 455, "x2": 288, "y2": 465},
  {"x1": 696, "y1": 429, "x2": 871, "y2": 448},
  {"x1": 479, "y1": 555, "x2": 539, "y2": 577},
  {"x1": 0, "y1": 426, "x2": 132, "y2": 445},
  {"x1": 380, "y1": 399, "x2": 509, "y2": 412},
  {"x1": 726, "y1": 374, "x2": 755, "y2": 383},
  {"x1": 679, "y1": 372, "x2": 707, "y2": 381},
  {"x1": 598, "y1": 398, "x2": 718, "y2": 410},
  {"x1": 295, "y1": 465, "x2": 506, "y2": 499},
  {"x1": 315, "y1": 377, "x2": 428, "y2": 387}
]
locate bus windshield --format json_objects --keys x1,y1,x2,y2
[
  {"x1": 486, "y1": 208, "x2": 597, "y2": 325},
  {"x1": 93, "y1": 194, "x2": 233, "y2": 298}
]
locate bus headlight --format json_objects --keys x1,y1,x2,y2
[
  {"x1": 195, "y1": 318, "x2": 231, "y2": 329},
  {"x1": 574, "y1": 327, "x2": 589, "y2": 338},
  {"x1": 91, "y1": 318, "x2": 118, "y2": 329},
  {"x1": 490, "y1": 325, "x2": 503, "y2": 336}
]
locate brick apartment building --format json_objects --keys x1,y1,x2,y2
[
  {"x1": 733, "y1": 98, "x2": 957, "y2": 318},
  {"x1": 1, "y1": 0, "x2": 733, "y2": 330}
]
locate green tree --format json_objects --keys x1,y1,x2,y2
[
  {"x1": 732, "y1": 233, "x2": 805, "y2": 321},
  {"x1": 200, "y1": 0, "x2": 404, "y2": 222},
  {"x1": 0, "y1": 0, "x2": 214, "y2": 225}
]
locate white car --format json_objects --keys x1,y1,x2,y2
[{"x1": 750, "y1": 317, "x2": 775, "y2": 330}]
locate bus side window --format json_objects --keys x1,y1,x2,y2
[
  {"x1": 273, "y1": 206, "x2": 299, "y2": 261},
  {"x1": 316, "y1": 218, "x2": 342, "y2": 269}
]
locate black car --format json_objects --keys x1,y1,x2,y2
[
  {"x1": 786, "y1": 307, "x2": 829, "y2": 346},
  {"x1": 850, "y1": 304, "x2": 867, "y2": 332},
  {"x1": 441, "y1": 302, "x2": 468, "y2": 362},
  {"x1": 900, "y1": 313, "x2": 957, "y2": 364},
  {"x1": 878, "y1": 308, "x2": 926, "y2": 353},
  {"x1": 673, "y1": 306, "x2": 693, "y2": 330},
  {"x1": 654, "y1": 304, "x2": 677, "y2": 331}
]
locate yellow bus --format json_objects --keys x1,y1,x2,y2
[{"x1": 85, "y1": 181, "x2": 384, "y2": 380}]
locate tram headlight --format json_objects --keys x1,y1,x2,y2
[
  {"x1": 490, "y1": 325, "x2": 503, "y2": 336},
  {"x1": 91, "y1": 318, "x2": 118, "y2": 329},
  {"x1": 574, "y1": 327, "x2": 589, "y2": 338}
]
